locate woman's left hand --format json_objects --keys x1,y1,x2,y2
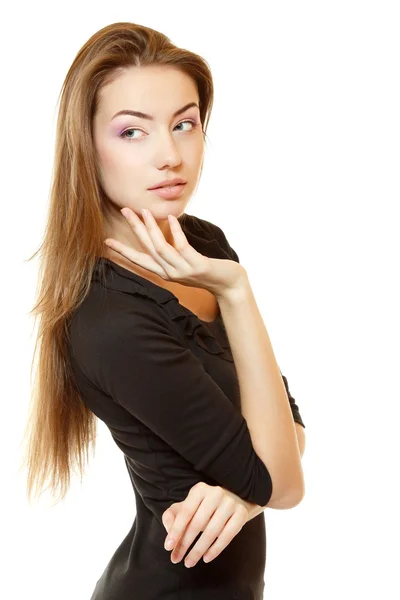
[{"x1": 161, "y1": 482, "x2": 259, "y2": 568}]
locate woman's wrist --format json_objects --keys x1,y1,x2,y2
[{"x1": 215, "y1": 269, "x2": 251, "y2": 304}]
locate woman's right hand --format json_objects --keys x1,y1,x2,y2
[
  {"x1": 104, "y1": 207, "x2": 248, "y2": 299},
  {"x1": 161, "y1": 482, "x2": 257, "y2": 567}
]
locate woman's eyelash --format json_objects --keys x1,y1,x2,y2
[{"x1": 120, "y1": 119, "x2": 199, "y2": 141}]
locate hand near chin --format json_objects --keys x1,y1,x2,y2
[
  {"x1": 161, "y1": 482, "x2": 260, "y2": 568},
  {"x1": 104, "y1": 208, "x2": 248, "y2": 298}
]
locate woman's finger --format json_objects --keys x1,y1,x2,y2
[
  {"x1": 163, "y1": 490, "x2": 204, "y2": 553},
  {"x1": 140, "y1": 209, "x2": 194, "y2": 273},
  {"x1": 168, "y1": 490, "x2": 224, "y2": 564},
  {"x1": 122, "y1": 207, "x2": 187, "y2": 270},
  {"x1": 180, "y1": 500, "x2": 245, "y2": 568},
  {"x1": 162, "y1": 503, "x2": 181, "y2": 536},
  {"x1": 117, "y1": 207, "x2": 197, "y2": 278},
  {"x1": 196, "y1": 508, "x2": 246, "y2": 565},
  {"x1": 104, "y1": 238, "x2": 168, "y2": 278},
  {"x1": 104, "y1": 208, "x2": 188, "y2": 278}
]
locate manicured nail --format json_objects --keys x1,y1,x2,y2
[
  {"x1": 185, "y1": 559, "x2": 194, "y2": 568},
  {"x1": 165, "y1": 538, "x2": 174, "y2": 550}
]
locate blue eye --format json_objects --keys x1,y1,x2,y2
[{"x1": 120, "y1": 119, "x2": 199, "y2": 142}]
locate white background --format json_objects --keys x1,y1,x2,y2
[{"x1": 2, "y1": 1, "x2": 399, "y2": 598}]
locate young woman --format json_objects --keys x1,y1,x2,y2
[{"x1": 22, "y1": 21, "x2": 306, "y2": 600}]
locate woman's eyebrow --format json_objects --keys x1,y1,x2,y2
[{"x1": 111, "y1": 102, "x2": 199, "y2": 122}]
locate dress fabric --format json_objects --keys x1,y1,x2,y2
[{"x1": 66, "y1": 212, "x2": 305, "y2": 600}]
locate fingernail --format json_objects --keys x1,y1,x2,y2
[
  {"x1": 165, "y1": 538, "x2": 174, "y2": 550},
  {"x1": 185, "y1": 559, "x2": 194, "y2": 568}
]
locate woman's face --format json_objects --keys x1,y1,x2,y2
[{"x1": 93, "y1": 65, "x2": 205, "y2": 240}]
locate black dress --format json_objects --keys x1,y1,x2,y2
[{"x1": 66, "y1": 213, "x2": 305, "y2": 600}]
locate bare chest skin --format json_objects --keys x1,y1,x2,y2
[
  {"x1": 166, "y1": 282, "x2": 219, "y2": 322},
  {"x1": 103, "y1": 254, "x2": 219, "y2": 322}
]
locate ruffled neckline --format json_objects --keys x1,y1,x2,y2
[{"x1": 92, "y1": 214, "x2": 234, "y2": 363}]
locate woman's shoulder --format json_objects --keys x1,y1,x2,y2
[
  {"x1": 66, "y1": 277, "x2": 168, "y2": 387},
  {"x1": 182, "y1": 213, "x2": 239, "y2": 262},
  {"x1": 68, "y1": 267, "x2": 162, "y2": 335},
  {"x1": 182, "y1": 211, "x2": 226, "y2": 240},
  {"x1": 67, "y1": 212, "x2": 238, "y2": 352}
]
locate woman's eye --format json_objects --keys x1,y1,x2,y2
[{"x1": 120, "y1": 119, "x2": 198, "y2": 142}]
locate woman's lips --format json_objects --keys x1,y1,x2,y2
[{"x1": 148, "y1": 183, "x2": 186, "y2": 199}]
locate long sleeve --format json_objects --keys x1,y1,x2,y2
[{"x1": 86, "y1": 299, "x2": 274, "y2": 507}]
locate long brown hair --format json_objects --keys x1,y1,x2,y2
[{"x1": 20, "y1": 21, "x2": 214, "y2": 506}]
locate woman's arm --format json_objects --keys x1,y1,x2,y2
[
  {"x1": 217, "y1": 279, "x2": 305, "y2": 510},
  {"x1": 295, "y1": 422, "x2": 306, "y2": 458},
  {"x1": 244, "y1": 422, "x2": 306, "y2": 520}
]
